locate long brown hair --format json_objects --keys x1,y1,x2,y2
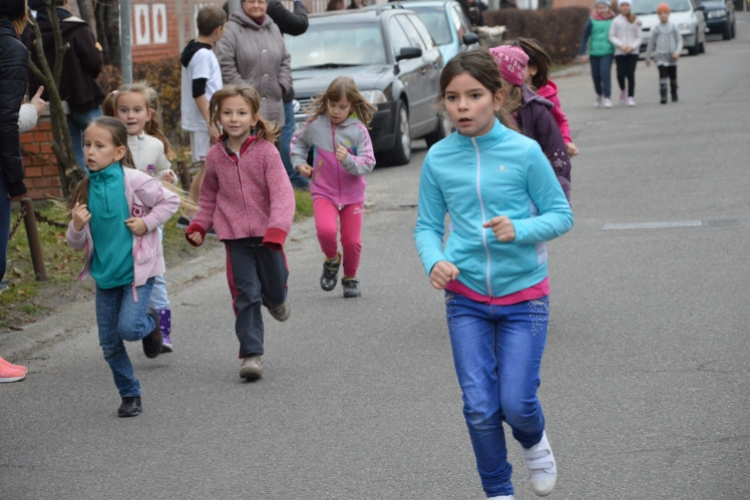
[
  {"x1": 103, "y1": 81, "x2": 176, "y2": 160},
  {"x1": 438, "y1": 50, "x2": 519, "y2": 132},
  {"x1": 308, "y1": 76, "x2": 376, "y2": 126},
  {"x1": 209, "y1": 85, "x2": 280, "y2": 143},
  {"x1": 69, "y1": 117, "x2": 135, "y2": 209},
  {"x1": 508, "y1": 38, "x2": 552, "y2": 90},
  {"x1": 12, "y1": 1, "x2": 30, "y2": 35}
]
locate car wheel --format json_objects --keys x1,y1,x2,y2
[
  {"x1": 424, "y1": 111, "x2": 453, "y2": 149},
  {"x1": 381, "y1": 101, "x2": 411, "y2": 166},
  {"x1": 722, "y1": 22, "x2": 731, "y2": 40}
]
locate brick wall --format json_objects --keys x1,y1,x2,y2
[{"x1": 19, "y1": 115, "x2": 63, "y2": 201}]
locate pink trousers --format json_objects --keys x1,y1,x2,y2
[{"x1": 313, "y1": 198, "x2": 363, "y2": 278}]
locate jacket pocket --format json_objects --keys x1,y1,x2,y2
[{"x1": 132, "y1": 233, "x2": 158, "y2": 266}]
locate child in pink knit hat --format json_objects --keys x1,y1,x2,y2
[{"x1": 490, "y1": 44, "x2": 572, "y2": 201}]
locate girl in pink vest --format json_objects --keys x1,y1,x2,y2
[
  {"x1": 291, "y1": 77, "x2": 376, "y2": 298},
  {"x1": 186, "y1": 84, "x2": 295, "y2": 382}
]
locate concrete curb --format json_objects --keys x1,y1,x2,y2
[{"x1": 1, "y1": 216, "x2": 318, "y2": 362}]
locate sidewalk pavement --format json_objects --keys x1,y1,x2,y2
[{"x1": 0, "y1": 216, "x2": 319, "y2": 363}]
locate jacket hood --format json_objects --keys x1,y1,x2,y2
[
  {"x1": 229, "y1": 9, "x2": 275, "y2": 30},
  {"x1": 592, "y1": 10, "x2": 614, "y2": 20},
  {"x1": 36, "y1": 13, "x2": 90, "y2": 37},
  {"x1": 34, "y1": 7, "x2": 73, "y2": 24},
  {"x1": 536, "y1": 80, "x2": 558, "y2": 100},
  {"x1": 522, "y1": 84, "x2": 553, "y2": 109},
  {"x1": 181, "y1": 39, "x2": 213, "y2": 68},
  {"x1": 0, "y1": 17, "x2": 17, "y2": 35}
]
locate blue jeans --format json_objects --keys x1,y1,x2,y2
[
  {"x1": 445, "y1": 292, "x2": 549, "y2": 497},
  {"x1": 281, "y1": 100, "x2": 309, "y2": 189},
  {"x1": 0, "y1": 174, "x2": 10, "y2": 283},
  {"x1": 67, "y1": 107, "x2": 103, "y2": 170},
  {"x1": 149, "y1": 227, "x2": 169, "y2": 311},
  {"x1": 590, "y1": 53, "x2": 614, "y2": 98},
  {"x1": 96, "y1": 278, "x2": 156, "y2": 397}
]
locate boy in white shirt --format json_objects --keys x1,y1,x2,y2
[{"x1": 180, "y1": 5, "x2": 226, "y2": 225}]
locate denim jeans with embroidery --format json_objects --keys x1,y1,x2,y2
[{"x1": 445, "y1": 291, "x2": 549, "y2": 497}]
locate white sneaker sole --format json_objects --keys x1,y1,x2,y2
[{"x1": 0, "y1": 375, "x2": 25, "y2": 383}]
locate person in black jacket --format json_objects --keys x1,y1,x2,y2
[
  {"x1": 223, "y1": 0, "x2": 310, "y2": 189},
  {"x1": 0, "y1": 0, "x2": 30, "y2": 296},
  {"x1": 26, "y1": 0, "x2": 105, "y2": 171}
]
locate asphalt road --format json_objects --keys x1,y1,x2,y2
[{"x1": 2, "y1": 15, "x2": 750, "y2": 499}]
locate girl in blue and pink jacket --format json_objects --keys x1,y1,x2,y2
[
  {"x1": 66, "y1": 116, "x2": 180, "y2": 418},
  {"x1": 291, "y1": 76, "x2": 376, "y2": 298}
]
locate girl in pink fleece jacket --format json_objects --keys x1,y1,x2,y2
[
  {"x1": 291, "y1": 77, "x2": 376, "y2": 299},
  {"x1": 185, "y1": 85, "x2": 295, "y2": 382},
  {"x1": 66, "y1": 117, "x2": 180, "y2": 418},
  {"x1": 510, "y1": 38, "x2": 580, "y2": 158}
]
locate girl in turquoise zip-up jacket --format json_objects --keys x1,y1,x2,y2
[{"x1": 414, "y1": 51, "x2": 573, "y2": 500}]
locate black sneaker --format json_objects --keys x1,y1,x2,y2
[
  {"x1": 320, "y1": 253, "x2": 341, "y2": 291},
  {"x1": 118, "y1": 396, "x2": 142, "y2": 418},
  {"x1": 342, "y1": 277, "x2": 361, "y2": 298},
  {"x1": 142, "y1": 308, "x2": 163, "y2": 359},
  {"x1": 176, "y1": 216, "x2": 191, "y2": 230}
]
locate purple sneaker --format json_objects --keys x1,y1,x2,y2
[{"x1": 158, "y1": 309, "x2": 173, "y2": 353}]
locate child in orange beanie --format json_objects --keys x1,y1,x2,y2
[{"x1": 645, "y1": 3, "x2": 683, "y2": 103}]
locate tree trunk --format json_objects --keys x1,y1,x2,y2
[
  {"x1": 94, "y1": 0, "x2": 121, "y2": 66},
  {"x1": 76, "y1": 0, "x2": 96, "y2": 37},
  {"x1": 29, "y1": 0, "x2": 84, "y2": 196}
]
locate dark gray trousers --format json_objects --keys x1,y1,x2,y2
[{"x1": 225, "y1": 238, "x2": 289, "y2": 358}]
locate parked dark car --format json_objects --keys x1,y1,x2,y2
[
  {"x1": 696, "y1": 0, "x2": 736, "y2": 39},
  {"x1": 285, "y1": 9, "x2": 446, "y2": 166}
]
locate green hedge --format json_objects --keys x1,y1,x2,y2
[
  {"x1": 483, "y1": 7, "x2": 591, "y2": 64},
  {"x1": 98, "y1": 58, "x2": 184, "y2": 146}
]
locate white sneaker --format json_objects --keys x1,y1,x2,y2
[
  {"x1": 627, "y1": 97, "x2": 636, "y2": 106},
  {"x1": 593, "y1": 96, "x2": 602, "y2": 107},
  {"x1": 603, "y1": 98, "x2": 613, "y2": 108},
  {"x1": 521, "y1": 431, "x2": 557, "y2": 497},
  {"x1": 487, "y1": 496, "x2": 514, "y2": 500}
]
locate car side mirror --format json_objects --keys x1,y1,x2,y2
[
  {"x1": 462, "y1": 32, "x2": 480, "y2": 45},
  {"x1": 396, "y1": 46, "x2": 422, "y2": 61}
]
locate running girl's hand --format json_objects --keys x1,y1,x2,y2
[
  {"x1": 336, "y1": 144, "x2": 349, "y2": 164},
  {"x1": 577, "y1": 55, "x2": 589, "y2": 63},
  {"x1": 125, "y1": 217, "x2": 148, "y2": 236},
  {"x1": 187, "y1": 231, "x2": 204, "y2": 246},
  {"x1": 483, "y1": 216, "x2": 516, "y2": 242},
  {"x1": 429, "y1": 260, "x2": 460, "y2": 290},
  {"x1": 161, "y1": 170, "x2": 176, "y2": 184},
  {"x1": 566, "y1": 142, "x2": 579, "y2": 157},
  {"x1": 30, "y1": 86, "x2": 47, "y2": 117},
  {"x1": 672, "y1": 51, "x2": 680, "y2": 60},
  {"x1": 298, "y1": 163, "x2": 313, "y2": 178},
  {"x1": 72, "y1": 202, "x2": 91, "y2": 232}
]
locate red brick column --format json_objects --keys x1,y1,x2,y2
[{"x1": 20, "y1": 114, "x2": 64, "y2": 201}]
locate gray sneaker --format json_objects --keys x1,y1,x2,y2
[
  {"x1": 342, "y1": 277, "x2": 361, "y2": 298},
  {"x1": 269, "y1": 301, "x2": 290, "y2": 322},
  {"x1": 239, "y1": 355, "x2": 263, "y2": 381},
  {"x1": 320, "y1": 253, "x2": 341, "y2": 291}
]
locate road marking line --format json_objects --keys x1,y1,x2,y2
[{"x1": 602, "y1": 220, "x2": 702, "y2": 231}]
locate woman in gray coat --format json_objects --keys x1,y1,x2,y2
[{"x1": 216, "y1": 0, "x2": 292, "y2": 127}]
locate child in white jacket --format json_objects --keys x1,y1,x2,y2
[{"x1": 609, "y1": 0, "x2": 642, "y2": 105}]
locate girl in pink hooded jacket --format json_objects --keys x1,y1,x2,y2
[
  {"x1": 291, "y1": 77, "x2": 376, "y2": 299},
  {"x1": 510, "y1": 38, "x2": 580, "y2": 158},
  {"x1": 66, "y1": 117, "x2": 180, "y2": 418}
]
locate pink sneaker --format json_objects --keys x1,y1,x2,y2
[
  {"x1": 0, "y1": 356, "x2": 27, "y2": 374},
  {"x1": 619, "y1": 89, "x2": 627, "y2": 104},
  {"x1": 0, "y1": 363, "x2": 26, "y2": 383}
]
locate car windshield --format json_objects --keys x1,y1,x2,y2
[
  {"x1": 285, "y1": 23, "x2": 387, "y2": 70},
  {"x1": 632, "y1": 0, "x2": 691, "y2": 14},
  {"x1": 408, "y1": 6, "x2": 453, "y2": 45}
]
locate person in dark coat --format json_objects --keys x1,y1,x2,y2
[
  {"x1": 491, "y1": 45, "x2": 572, "y2": 201},
  {"x1": 0, "y1": 0, "x2": 30, "y2": 290},
  {"x1": 25, "y1": 0, "x2": 105, "y2": 171},
  {"x1": 223, "y1": 0, "x2": 310, "y2": 189}
]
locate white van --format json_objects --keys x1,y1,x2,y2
[{"x1": 633, "y1": 0, "x2": 707, "y2": 55}]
